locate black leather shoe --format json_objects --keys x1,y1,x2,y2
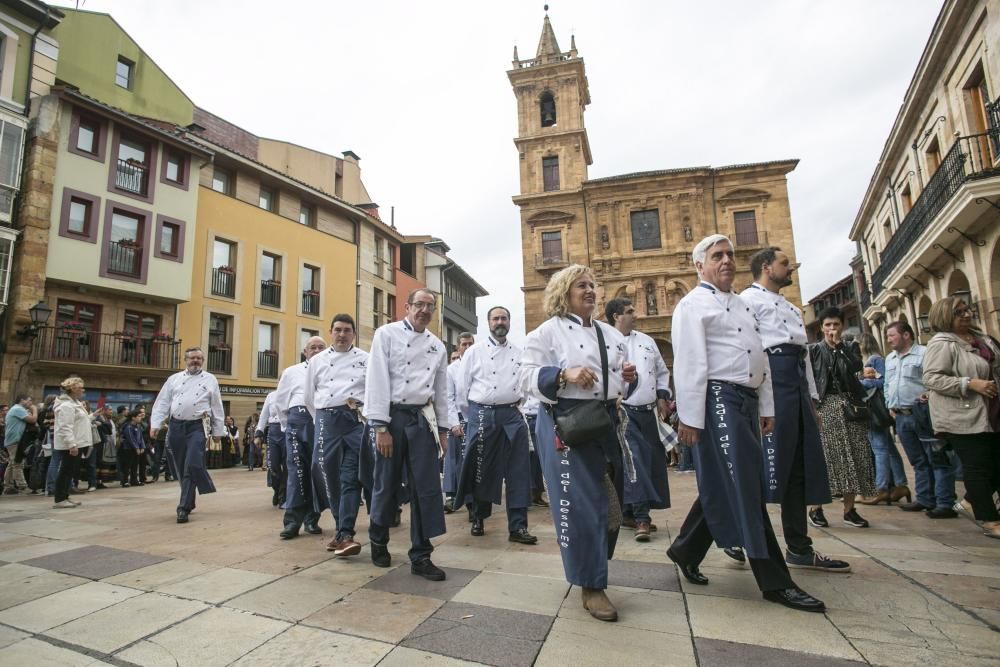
[
  {"x1": 279, "y1": 526, "x2": 299, "y2": 540},
  {"x1": 411, "y1": 559, "x2": 446, "y2": 581},
  {"x1": 304, "y1": 522, "x2": 323, "y2": 534},
  {"x1": 667, "y1": 547, "x2": 708, "y2": 585},
  {"x1": 371, "y1": 543, "x2": 391, "y2": 568},
  {"x1": 471, "y1": 519, "x2": 485, "y2": 537},
  {"x1": 176, "y1": 510, "x2": 189, "y2": 524},
  {"x1": 271, "y1": 490, "x2": 280, "y2": 507},
  {"x1": 509, "y1": 528, "x2": 538, "y2": 545},
  {"x1": 762, "y1": 587, "x2": 826, "y2": 613},
  {"x1": 443, "y1": 498, "x2": 455, "y2": 514},
  {"x1": 724, "y1": 547, "x2": 746, "y2": 563},
  {"x1": 899, "y1": 501, "x2": 931, "y2": 512},
  {"x1": 926, "y1": 507, "x2": 958, "y2": 519}
]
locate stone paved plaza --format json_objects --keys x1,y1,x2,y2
[{"x1": 0, "y1": 467, "x2": 997, "y2": 666}]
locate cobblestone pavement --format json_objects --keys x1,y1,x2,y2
[{"x1": 0, "y1": 467, "x2": 997, "y2": 666}]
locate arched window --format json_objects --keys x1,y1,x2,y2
[{"x1": 540, "y1": 91, "x2": 556, "y2": 128}]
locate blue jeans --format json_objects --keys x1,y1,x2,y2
[
  {"x1": 867, "y1": 427, "x2": 907, "y2": 491},
  {"x1": 625, "y1": 501, "x2": 651, "y2": 523},
  {"x1": 676, "y1": 445, "x2": 694, "y2": 471},
  {"x1": 895, "y1": 413, "x2": 955, "y2": 509},
  {"x1": 46, "y1": 450, "x2": 63, "y2": 494}
]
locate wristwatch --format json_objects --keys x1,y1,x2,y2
[{"x1": 374, "y1": 425, "x2": 389, "y2": 434}]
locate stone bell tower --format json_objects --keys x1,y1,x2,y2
[{"x1": 509, "y1": 11, "x2": 593, "y2": 329}]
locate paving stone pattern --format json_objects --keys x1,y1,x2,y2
[{"x1": 0, "y1": 467, "x2": 997, "y2": 666}]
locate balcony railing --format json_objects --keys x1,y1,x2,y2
[
  {"x1": 32, "y1": 327, "x2": 180, "y2": 369},
  {"x1": 257, "y1": 351, "x2": 278, "y2": 379},
  {"x1": 260, "y1": 280, "x2": 281, "y2": 308},
  {"x1": 207, "y1": 346, "x2": 232, "y2": 374},
  {"x1": 115, "y1": 159, "x2": 149, "y2": 196},
  {"x1": 107, "y1": 240, "x2": 142, "y2": 277},
  {"x1": 302, "y1": 291, "x2": 320, "y2": 316},
  {"x1": 535, "y1": 252, "x2": 569, "y2": 270},
  {"x1": 211, "y1": 267, "x2": 236, "y2": 298},
  {"x1": 734, "y1": 229, "x2": 768, "y2": 249},
  {"x1": 871, "y1": 130, "x2": 1000, "y2": 296},
  {"x1": 860, "y1": 287, "x2": 872, "y2": 312}
]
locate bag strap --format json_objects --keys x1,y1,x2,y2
[{"x1": 594, "y1": 322, "x2": 610, "y2": 402}]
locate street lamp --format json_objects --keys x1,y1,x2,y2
[{"x1": 15, "y1": 301, "x2": 53, "y2": 338}]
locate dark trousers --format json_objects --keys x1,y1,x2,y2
[
  {"x1": 672, "y1": 498, "x2": 793, "y2": 592},
  {"x1": 166, "y1": 419, "x2": 216, "y2": 513},
  {"x1": 54, "y1": 450, "x2": 81, "y2": 502},
  {"x1": 780, "y1": 422, "x2": 812, "y2": 556},
  {"x1": 124, "y1": 449, "x2": 140, "y2": 484},
  {"x1": 947, "y1": 432, "x2": 1000, "y2": 522}
]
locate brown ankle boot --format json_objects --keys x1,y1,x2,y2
[
  {"x1": 581, "y1": 587, "x2": 618, "y2": 622},
  {"x1": 889, "y1": 485, "x2": 912, "y2": 504},
  {"x1": 859, "y1": 490, "x2": 891, "y2": 505}
]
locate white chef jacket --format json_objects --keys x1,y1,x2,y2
[
  {"x1": 520, "y1": 315, "x2": 632, "y2": 404},
  {"x1": 150, "y1": 369, "x2": 226, "y2": 437},
  {"x1": 447, "y1": 361, "x2": 462, "y2": 426},
  {"x1": 672, "y1": 281, "x2": 774, "y2": 429},
  {"x1": 741, "y1": 282, "x2": 819, "y2": 400},
  {"x1": 622, "y1": 329, "x2": 671, "y2": 407},
  {"x1": 273, "y1": 361, "x2": 308, "y2": 430},
  {"x1": 303, "y1": 345, "x2": 368, "y2": 416},
  {"x1": 257, "y1": 391, "x2": 281, "y2": 434},
  {"x1": 455, "y1": 337, "x2": 523, "y2": 416},
  {"x1": 521, "y1": 395, "x2": 540, "y2": 417},
  {"x1": 362, "y1": 318, "x2": 450, "y2": 428}
]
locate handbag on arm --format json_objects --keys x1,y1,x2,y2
[{"x1": 553, "y1": 322, "x2": 616, "y2": 446}]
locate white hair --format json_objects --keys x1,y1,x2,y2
[{"x1": 692, "y1": 234, "x2": 733, "y2": 265}]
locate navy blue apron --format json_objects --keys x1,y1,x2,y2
[
  {"x1": 763, "y1": 349, "x2": 831, "y2": 506},
  {"x1": 166, "y1": 418, "x2": 216, "y2": 513},
  {"x1": 284, "y1": 406, "x2": 315, "y2": 511},
  {"x1": 693, "y1": 382, "x2": 769, "y2": 559},
  {"x1": 442, "y1": 414, "x2": 465, "y2": 495},
  {"x1": 266, "y1": 423, "x2": 285, "y2": 493},
  {"x1": 622, "y1": 405, "x2": 670, "y2": 509},
  {"x1": 454, "y1": 402, "x2": 531, "y2": 511},
  {"x1": 526, "y1": 414, "x2": 545, "y2": 493},
  {"x1": 535, "y1": 401, "x2": 623, "y2": 589},
  {"x1": 312, "y1": 406, "x2": 364, "y2": 536},
  {"x1": 362, "y1": 405, "x2": 446, "y2": 539}
]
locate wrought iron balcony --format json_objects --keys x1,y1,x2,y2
[
  {"x1": 107, "y1": 240, "x2": 142, "y2": 277},
  {"x1": 211, "y1": 267, "x2": 236, "y2": 299},
  {"x1": 302, "y1": 291, "x2": 320, "y2": 316},
  {"x1": 32, "y1": 327, "x2": 180, "y2": 370},
  {"x1": 871, "y1": 130, "x2": 999, "y2": 296},
  {"x1": 260, "y1": 280, "x2": 281, "y2": 308},
  {"x1": 207, "y1": 346, "x2": 232, "y2": 374},
  {"x1": 257, "y1": 351, "x2": 278, "y2": 379},
  {"x1": 115, "y1": 159, "x2": 149, "y2": 196}
]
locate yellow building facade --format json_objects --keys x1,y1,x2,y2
[{"x1": 176, "y1": 146, "x2": 359, "y2": 419}]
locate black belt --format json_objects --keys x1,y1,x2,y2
[
  {"x1": 169, "y1": 417, "x2": 202, "y2": 424},
  {"x1": 471, "y1": 401, "x2": 520, "y2": 410},
  {"x1": 767, "y1": 344, "x2": 806, "y2": 358},
  {"x1": 319, "y1": 404, "x2": 358, "y2": 411},
  {"x1": 894, "y1": 407, "x2": 913, "y2": 415},
  {"x1": 623, "y1": 402, "x2": 655, "y2": 412},
  {"x1": 391, "y1": 403, "x2": 425, "y2": 413}
]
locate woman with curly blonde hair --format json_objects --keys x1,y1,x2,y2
[{"x1": 520, "y1": 264, "x2": 637, "y2": 621}]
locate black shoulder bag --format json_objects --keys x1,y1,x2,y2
[{"x1": 553, "y1": 322, "x2": 615, "y2": 446}]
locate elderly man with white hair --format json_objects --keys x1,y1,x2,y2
[
  {"x1": 274, "y1": 335, "x2": 330, "y2": 540},
  {"x1": 665, "y1": 234, "x2": 826, "y2": 613}
]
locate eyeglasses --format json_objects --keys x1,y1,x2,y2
[
  {"x1": 953, "y1": 307, "x2": 971, "y2": 316},
  {"x1": 409, "y1": 301, "x2": 436, "y2": 312}
]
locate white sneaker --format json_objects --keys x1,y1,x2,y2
[
  {"x1": 53, "y1": 500, "x2": 75, "y2": 508},
  {"x1": 87, "y1": 486, "x2": 97, "y2": 493},
  {"x1": 69, "y1": 499, "x2": 82, "y2": 506}
]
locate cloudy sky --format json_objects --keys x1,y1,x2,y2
[{"x1": 68, "y1": 0, "x2": 943, "y2": 337}]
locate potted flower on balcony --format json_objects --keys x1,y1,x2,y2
[
  {"x1": 262, "y1": 349, "x2": 278, "y2": 356},
  {"x1": 210, "y1": 342, "x2": 231, "y2": 351},
  {"x1": 118, "y1": 238, "x2": 141, "y2": 249},
  {"x1": 152, "y1": 331, "x2": 174, "y2": 343},
  {"x1": 303, "y1": 289, "x2": 320, "y2": 297},
  {"x1": 217, "y1": 265, "x2": 235, "y2": 275},
  {"x1": 60, "y1": 321, "x2": 86, "y2": 331}
]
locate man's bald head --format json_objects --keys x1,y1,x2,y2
[{"x1": 303, "y1": 336, "x2": 328, "y2": 360}]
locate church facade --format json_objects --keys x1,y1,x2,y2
[{"x1": 510, "y1": 16, "x2": 803, "y2": 364}]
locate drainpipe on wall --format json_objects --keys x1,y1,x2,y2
[
  {"x1": 355, "y1": 218, "x2": 362, "y2": 346},
  {"x1": 24, "y1": 9, "x2": 50, "y2": 117},
  {"x1": 711, "y1": 169, "x2": 719, "y2": 233}
]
